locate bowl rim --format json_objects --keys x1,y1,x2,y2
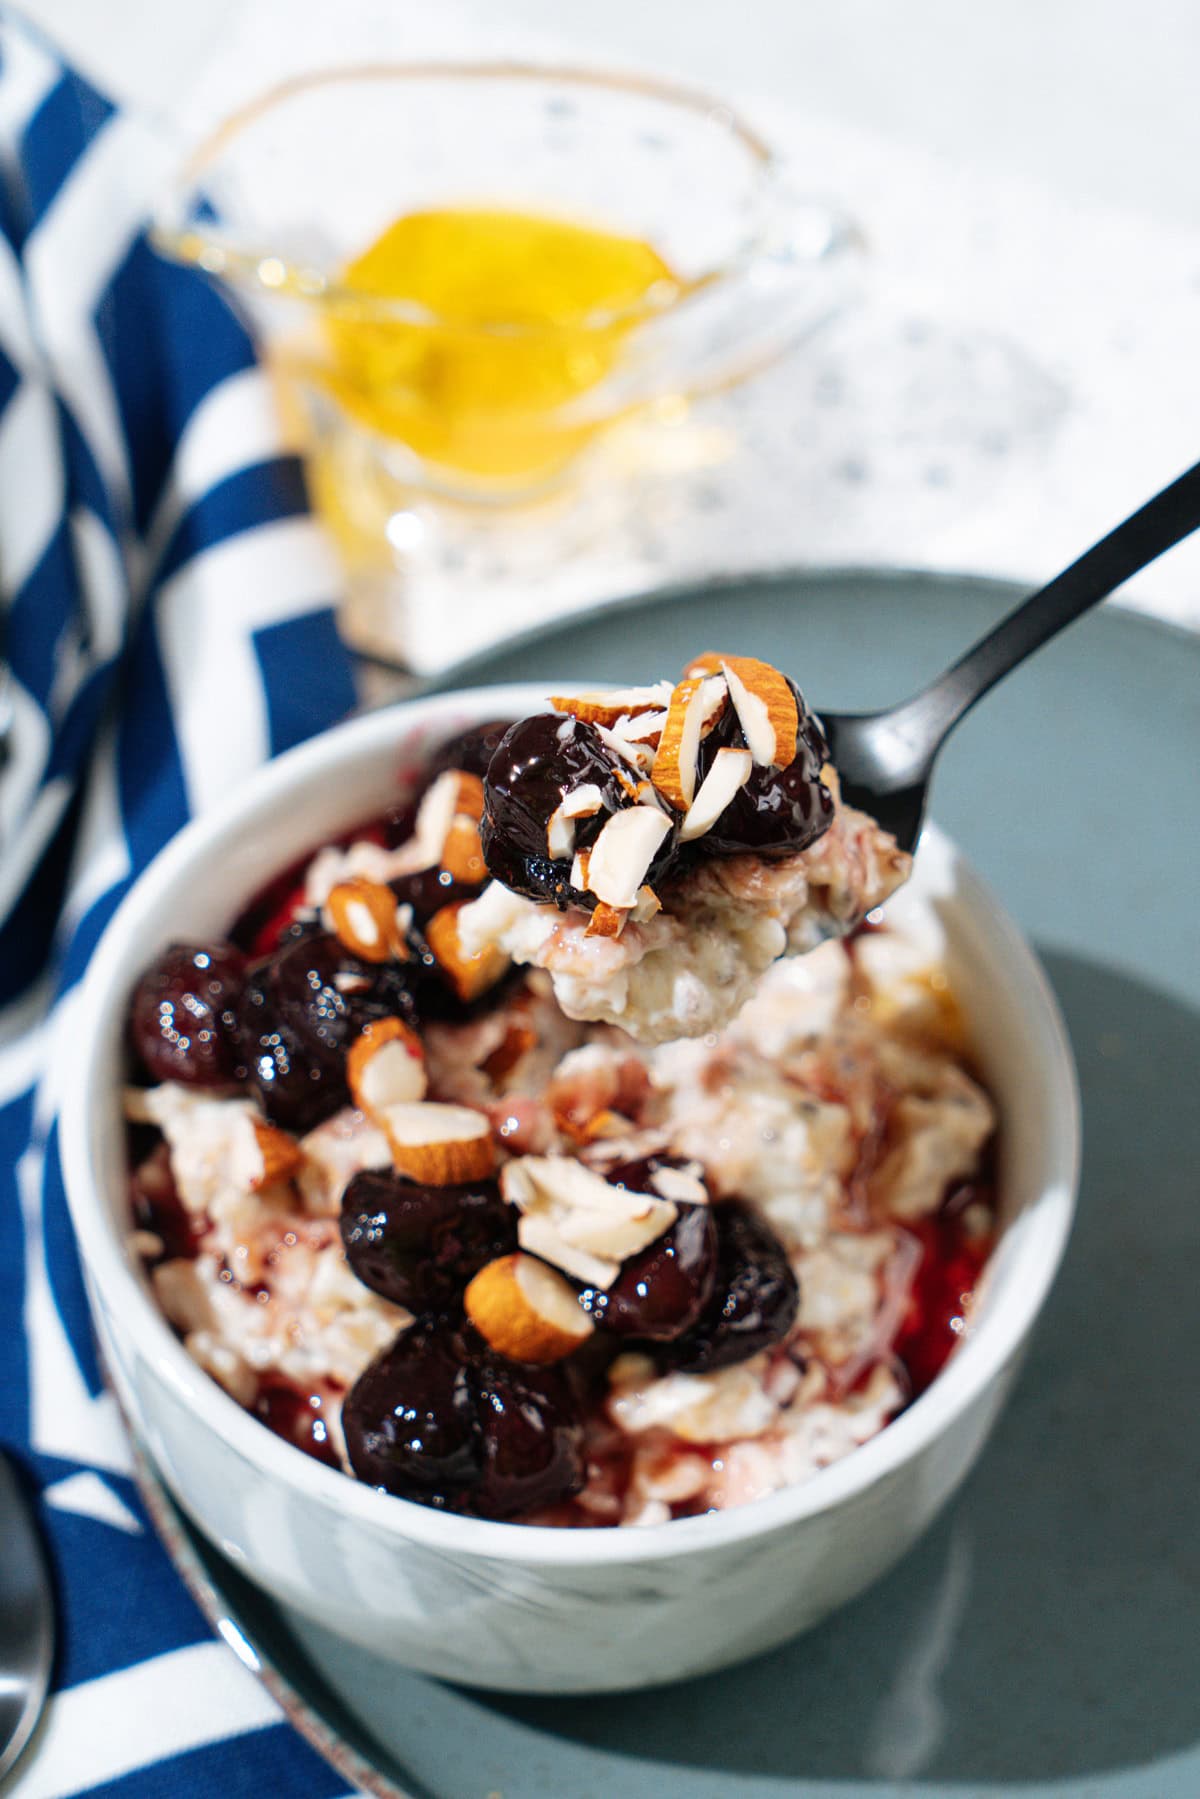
[
  {"x1": 61, "y1": 682, "x2": 1080, "y2": 1567},
  {"x1": 151, "y1": 60, "x2": 794, "y2": 334}
]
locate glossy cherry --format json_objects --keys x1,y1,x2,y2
[
  {"x1": 577, "y1": 1156, "x2": 718, "y2": 1342},
  {"x1": 129, "y1": 942, "x2": 245, "y2": 1087},
  {"x1": 668, "y1": 1200, "x2": 799, "y2": 1373},
  {"x1": 482, "y1": 713, "x2": 662, "y2": 909},
  {"x1": 340, "y1": 1170, "x2": 516, "y2": 1312},
  {"x1": 253, "y1": 1381, "x2": 340, "y2": 1469},
  {"x1": 690, "y1": 683, "x2": 833, "y2": 859},
  {"x1": 342, "y1": 1322, "x2": 584, "y2": 1518},
  {"x1": 428, "y1": 718, "x2": 520, "y2": 782}
]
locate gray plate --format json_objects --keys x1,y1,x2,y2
[{"x1": 137, "y1": 569, "x2": 1200, "y2": 1798}]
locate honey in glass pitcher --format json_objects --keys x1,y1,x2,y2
[{"x1": 307, "y1": 206, "x2": 681, "y2": 490}]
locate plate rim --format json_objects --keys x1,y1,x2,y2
[{"x1": 420, "y1": 560, "x2": 1200, "y2": 693}]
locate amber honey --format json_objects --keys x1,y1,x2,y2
[{"x1": 300, "y1": 206, "x2": 680, "y2": 489}]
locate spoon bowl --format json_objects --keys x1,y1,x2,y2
[{"x1": 0, "y1": 1451, "x2": 54, "y2": 1782}]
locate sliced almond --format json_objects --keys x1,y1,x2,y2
[
  {"x1": 717, "y1": 657, "x2": 799, "y2": 767},
  {"x1": 613, "y1": 708, "x2": 668, "y2": 747},
  {"x1": 630, "y1": 884, "x2": 662, "y2": 924},
  {"x1": 481, "y1": 1023, "x2": 538, "y2": 1085},
  {"x1": 650, "y1": 675, "x2": 727, "y2": 811},
  {"x1": 426, "y1": 901, "x2": 510, "y2": 1002},
  {"x1": 464, "y1": 1252, "x2": 594, "y2": 1363},
  {"x1": 501, "y1": 1155, "x2": 677, "y2": 1288},
  {"x1": 570, "y1": 847, "x2": 592, "y2": 893},
  {"x1": 383, "y1": 1101, "x2": 496, "y2": 1184},
  {"x1": 585, "y1": 901, "x2": 628, "y2": 940},
  {"x1": 546, "y1": 782, "x2": 605, "y2": 861},
  {"x1": 441, "y1": 815, "x2": 487, "y2": 885},
  {"x1": 347, "y1": 1017, "x2": 427, "y2": 1119},
  {"x1": 449, "y1": 771, "x2": 486, "y2": 822},
  {"x1": 647, "y1": 1163, "x2": 709, "y2": 1204},
  {"x1": 679, "y1": 746, "x2": 753, "y2": 842},
  {"x1": 549, "y1": 683, "x2": 673, "y2": 728},
  {"x1": 593, "y1": 722, "x2": 656, "y2": 773},
  {"x1": 250, "y1": 1120, "x2": 304, "y2": 1190},
  {"x1": 586, "y1": 807, "x2": 672, "y2": 911},
  {"x1": 325, "y1": 878, "x2": 404, "y2": 963}
]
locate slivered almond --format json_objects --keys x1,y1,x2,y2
[
  {"x1": 449, "y1": 771, "x2": 486, "y2": 821},
  {"x1": 651, "y1": 676, "x2": 727, "y2": 811},
  {"x1": 325, "y1": 878, "x2": 404, "y2": 963},
  {"x1": 613, "y1": 708, "x2": 668, "y2": 746},
  {"x1": 546, "y1": 782, "x2": 605, "y2": 861},
  {"x1": 501, "y1": 1155, "x2": 677, "y2": 1288},
  {"x1": 647, "y1": 1163, "x2": 709, "y2": 1204},
  {"x1": 585, "y1": 902, "x2": 627, "y2": 939},
  {"x1": 464, "y1": 1253, "x2": 593, "y2": 1363},
  {"x1": 700, "y1": 656, "x2": 798, "y2": 767},
  {"x1": 679, "y1": 746, "x2": 753, "y2": 842},
  {"x1": 250, "y1": 1121, "x2": 304, "y2": 1190},
  {"x1": 630, "y1": 884, "x2": 661, "y2": 924},
  {"x1": 550, "y1": 684, "x2": 673, "y2": 728},
  {"x1": 347, "y1": 1017, "x2": 427, "y2": 1119},
  {"x1": 586, "y1": 807, "x2": 672, "y2": 910},
  {"x1": 593, "y1": 722, "x2": 656, "y2": 773},
  {"x1": 441, "y1": 815, "x2": 487, "y2": 884},
  {"x1": 570, "y1": 847, "x2": 592, "y2": 893},
  {"x1": 383, "y1": 1102, "x2": 495, "y2": 1184},
  {"x1": 426, "y1": 901, "x2": 510, "y2": 1002},
  {"x1": 481, "y1": 1023, "x2": 538, "y2": 1085}
]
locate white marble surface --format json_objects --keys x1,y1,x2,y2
[{"x1": 25, "y1": 0, "x2": 1200, "y2": 668}]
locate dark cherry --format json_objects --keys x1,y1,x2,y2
[
  {"x1": 253, "y1": 1381, "x2": 340, "y2": 1469},
  {"x1": 340, "y1": 1170, "x2": 516, "y2": 1311},
  {"x1": 428, "y1": 718, "x2": 520, "y2": 782},
  {"x1": 688, "y1": 685, "x2": 833, "y2": 860},
  {"x1": 577, "y1": 1155, "x2": 718, "y2": 1342},
  {"x1": 342, "y1": 1323, "x2": 584, "y2": 1518},
  {"x1": 472, "y1": 1354, "x2": 585, "y2": 1520},
  {"x1": 343, "y1": 1324, "x2": 481, "y2": 1506},
  {"x1": 668, "y1": 1201, "x2": 799, "y2": 1373},
  {"x1": 129, "y1": 941, "x2": 245, "y2": 1087},
  {"x1": 389, "y1": 865, "x2": 481, "y2": 924},
  {"x1": 130, "y1": 1141, "x2": 206, "y2": 1263},
  {"x1": 482, "y1": 713, "x2": 667, "y2": 910}
]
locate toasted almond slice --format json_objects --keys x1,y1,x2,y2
[
  {"x1": 630, "y1": 884, "x2": 662, "y2": 923},
  {"x1": 585, "y1": 901, "x2": 628, "y2": 940},
  {"x1": 586, "y1": 807, "x2": 672, "y2": 910},
  {"x1": 325, "y1": 878, "x2": 403, "y2": 964},
  {"x1": 647, "y1": 1163, "x2": 709, "y2": 1204},
  {"x1": 426, "y1": 901, "x2": 510, "y2": 1002},
  {"x1": 347, "y1": 1017, "x2": 427, "y2": 1119},
  {"x1": 464, "y1": 1252, "x2": 594, "y2": 1363},
  {"x1": 250, "y1": 1120, "x2": 304, "y2": 1190},
  {"x1": 441, "y1": 815, "x2": 487, "y2": 885},
  {"x1": 650, "y1": 675, "x2": 727, "y2": 810},
  {"x1": 547, "y1": 782, "x2": 607, "y2": 859},
  {"x1": 570, "y1": 847, "x2": 592, "y2": 893},
  {"x1": 719, "y1": 657, "x2": 798, "y2": 767},
  {"x1": 501, "y1": 1155, "x2": 677, "y2": 1287},
  {"x1": 593, "y1": 722, "x2": 656, "y2": 773},
  {"x1": 481, "y1": 1023, "x2": 538, "y2": 1085},
  {"x1": 679, "y1": 746, "x2": 754, "y2": 842},
  {"x1": 383, "y1": 1102, "x2": 496, "y2": 1184},
  {"x1": 550, "y1": 683, "x2": 673, "y2": 728},
  {"x1": 613, "y1": 708, "x2": 668, "y2": 747}
]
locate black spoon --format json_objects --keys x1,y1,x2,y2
[{"x1": 822, "y1": 459, "x2": 1200, "y2": 851}]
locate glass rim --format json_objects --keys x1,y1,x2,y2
[{"x1": 151, "y1": 59, "x2": 815, "y2": 337}]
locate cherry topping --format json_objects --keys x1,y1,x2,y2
[
  {"x1": 342, "y1": 1322, "x2": 585, "y2": 1518},
  {"x1": 472, "y1": 1353, "x2": 585, "y2": 1520},
  {"x1": 893, "y1": 1210, "x2": 992, "y2": 1396},
  {"x1": 340, "y1": 1170, "x2": 516, "y2": 1312},
  {"x1": 688, "y1": 685, "x2": 832, "y2": 859},
  {"x1": 577, "y1": 1157, "x2": 718, "y2": 1342},
  {"x1": 253, "y1": 1381, "x2": 340, "y2": 1469},
  {"x1": 668, "y1": 1201, "x2": 799, "y2": 1373},
  {"x1": 482, "y1": 714, "x2": 662, "y2": 910},
  {"x1": 343, "y1": 1324, "x2": 480, "y2": 1506},
  {"x1": 129, "y1": 942, "x2": 245, "y2": 1087},
  {"x1": 389, "y1": 865, "x2": 481, "y2": 924}
]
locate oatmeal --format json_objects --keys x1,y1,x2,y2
[{"x1": 124, "y1": 713, "x2": 995, "y2": 1525}]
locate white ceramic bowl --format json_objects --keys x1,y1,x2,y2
[{"x1": 61, "y1": 683, "x2": 1079, "y2": 1694}]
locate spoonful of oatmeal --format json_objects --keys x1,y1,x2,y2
[{"x1": 457, "y1": 457, "x2": 1200, "y2": 1042}]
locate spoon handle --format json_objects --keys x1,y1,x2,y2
[{"x1": 905, "y1": 457, "x2": 1200, "y2": 747}]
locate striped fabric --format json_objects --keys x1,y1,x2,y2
[{"x1": 0, "y1": 19, "x2": 361, "y2": 1795}]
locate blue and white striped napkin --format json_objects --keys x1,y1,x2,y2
[{"x1": 0, "y1": 17, "x2": 364, "y2": 1794}]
